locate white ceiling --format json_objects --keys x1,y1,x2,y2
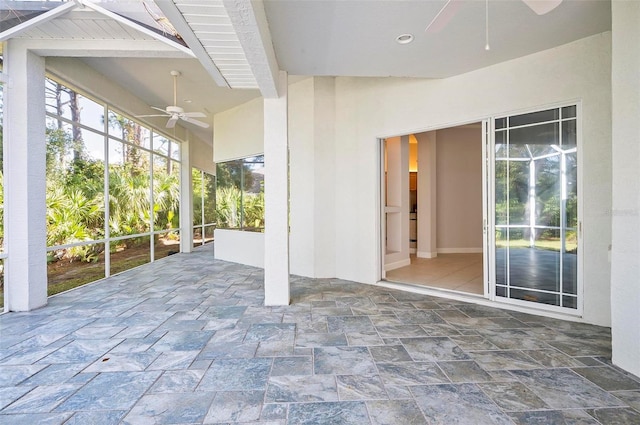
[
  {"x1": 263, "y1": 0, "x2": 611, "y2": 78},
  {"x1": 1, "y1": 0, "x2": 612, "y2": 145}
]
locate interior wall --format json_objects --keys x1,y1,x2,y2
[
  {"x1": 331, "y1": 32, "x2": 612, "y2": 326},
  {"x1": 434, "y1": 126, "x2": 483, "y2": 252}
]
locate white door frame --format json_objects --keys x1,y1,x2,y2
[{"x1": 482, "y1": 119, "x2": 493, "y2": 300}]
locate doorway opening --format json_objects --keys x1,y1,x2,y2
[{"x1": 382, "y1": 123, "x2": 486, "y2": 296}]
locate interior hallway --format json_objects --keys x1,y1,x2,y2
[
  {"x1": 386, "y1": 253, "x2": 484, "y2": 295},
  {"x1": 1, "y1": 245, "x2": 639, "y2": 424}
]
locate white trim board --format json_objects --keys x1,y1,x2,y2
[
  {"x1": 385, "y1": 258, "x2": 411, "y2": 271},
  {"x1": 437, "y1": 248, "x2": 483, "y2": 254}
]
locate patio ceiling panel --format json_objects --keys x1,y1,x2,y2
[
  {"x1": 174, "y1": 0, "x2": 258, "y2": 89},
  {"x1": 156, "y1": 0, "x2": 280, "y2": 96}
]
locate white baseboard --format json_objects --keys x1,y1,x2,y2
[
  {"x1": 417, "y1": 251, "x2": 437, "y2": 259},
  {"x1": 437, "y1": 247, "x2": 483, "y2": 254},
  {"x1": 385, "y1": 258, "x2": 411, "y2": 271}
]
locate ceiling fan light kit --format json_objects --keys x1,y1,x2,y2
[
  {"x1": 135, "y1": 70, "x2": 210, "y2": 129},
  {"x1": 521, "y1": 0, "x2": 563, "y2": 16}
]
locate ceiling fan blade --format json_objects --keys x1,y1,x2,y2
[
  {"x1": 522, "y1": 0, "x2": 562, "y2": 15},
  {"x1": 181, "y1": 116, "x2": 210, "y2": 129},
  {"x1": 135, "y1": 114, "x2": 169, "y2": 118},
  {"x1": 182, "y1": 111, "x2": 207, "y2": 118},
  {"x1": 425, "y1": 0, "x2": 463, "y2": 33},
  {"x1": 166, "y1": 115, "x2": 179, "y2": 129},
  {"x1": 151, "y1": 106, "x2": 168, "y2": 113}
]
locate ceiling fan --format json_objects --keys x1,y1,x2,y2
[
  {"x1": 425, "y1": 0, "x2": 563, "y2": 33},
  {"x1": 136, "y1": 70, "x2": 209, "y2": 129}
]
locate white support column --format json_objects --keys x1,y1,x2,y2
[
  {"x1": 3, "y1": 41, "x2": 48, "y2": 311},
  {"x1": 179, "y1": 137, "x2": 193, "y2": 253},
  {"x1": 264, "y1": 71, "x2": 289, "y2": 306},
  {"x1": 611, "y1": 0, "x2": 640, "y2": 378}
]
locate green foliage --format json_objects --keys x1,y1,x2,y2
[
  {"x1": 214, "y1": 185, "x2": 264, "y2": 231},
  {"x1": 46, "y1": 184, "x2": 104, "y2": 263},
  {"x1": 108, "y1": 164, "x2": 151, "y2": 237},
  {"x1": 243, "y1": 191, "x2": 265, "y2": 230},
  {"x1": 215, "y1": 186, "x2": 242, "y2": 228},
  {"x1": 42, "y1": 114, "x2": 180, "y2": 263}
]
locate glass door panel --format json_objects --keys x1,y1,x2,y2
[{"x1": 493, "y1": 106, "x2": 579, "y2": 310}]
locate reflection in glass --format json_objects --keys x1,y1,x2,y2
[
  {"x1": 243, "y1": 156, "x2": 265, "y2": 231},
  {"x1": 562, "y1": 105, "x2": 577, "y2": 119},
  {"x1": 216, "y1": 156, "x2": 264, "y2": 231},
  {"x1": 562, "y1": 119, "x2": 577, "y2": 147},
  {"x1": 495, "y1": 228, "x2": 508, "y2": 286},
  {"x1": 509, "y1": 108, "x2": 559, "y2": 127},
  {"x1": 507, "y1": 160, "x2": 529, "y2": 225},
  {"x1": 494, "y1": 107, "x2": 578, "y2": 309},
  {"x1": 495, "y1": 159, "x2": 508, "y2": 226},
  {"x1": 511, "y1": 288, "x2": 559, "y2": 307},
  {"x1": 509, "y1": 122, "x2": 559, "y2": 147}
]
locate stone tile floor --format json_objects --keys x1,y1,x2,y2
[{"x1": 1, "y1": 245, "x2": 639, "y2": 424}]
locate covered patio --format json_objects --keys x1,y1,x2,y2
[{"x1": 1, "y1": 247, "x2": 639, "y2": 424}]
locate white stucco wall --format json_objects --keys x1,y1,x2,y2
[
  {"x1": 610, "y1": 1, "x2": 640, "y2": 377},
  {"x1": 332, "y1": 32, "x2": 612, "y2": 326},
  {"x1": 288, "y1": 77, "x2": 337, "y2": 278},
  {"x1": 214, "y1": 229, "x2": 264, "y2": 268},
  {"x1": 191, "y1": 140, "x2": 215, "y2": 175},
  {"x1": 214, "y1": 97, "x2": 264, "y2": 162},
  {"x1": 289, "y1": 78, "x2": 316, "y2": 276}
]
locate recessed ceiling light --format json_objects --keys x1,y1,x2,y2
[
  {"x1": 183, "y1": 99, "x2": 193, "y2": 103},
  {"x1": 396, "y1": 34, "x2": 414, "y2": 44}
]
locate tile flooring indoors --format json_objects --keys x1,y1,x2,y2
[
  {"x1": 385, "y1": 253, "x2": 484, "y2": 295},
  {"x1": 1, "y1": 245, "x2": 639, "y2": 424}
]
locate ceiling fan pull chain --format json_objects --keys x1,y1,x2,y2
[{"x1": 485, "y1": 0, "x2": 490, "y2": 51}]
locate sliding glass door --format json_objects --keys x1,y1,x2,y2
[{"x1": 493, "y1": 106, "x2": 579, "y2": 310}]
